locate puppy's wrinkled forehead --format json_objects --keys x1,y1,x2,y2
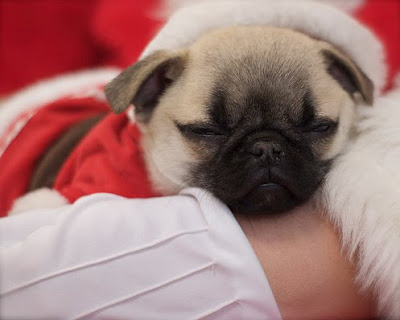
[{"x1": 186, "y1": 26, "x2": 323, "y2": 126}]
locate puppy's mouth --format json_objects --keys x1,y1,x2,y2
[{"x1": 228, "y1": 178, "x2": 298, "y2": 215}]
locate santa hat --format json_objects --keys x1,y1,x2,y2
[{"x1": 142, "y1": 0, "x2": 387, "y2": 95}]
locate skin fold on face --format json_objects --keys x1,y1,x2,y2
[{"x1": 106, "y1": 26, "x2": 373, "y2": 214}]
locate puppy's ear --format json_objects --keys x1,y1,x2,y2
[
  {"x1": 321, "y1": 47, "x2": 374, "y2": 105},
  {"x1": 105, "y1": 50, "x2": 187, "y2": 120}
]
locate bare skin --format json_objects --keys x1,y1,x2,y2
[{"x1": 236, "y1": 202, "x2": 376, "y2": 320}]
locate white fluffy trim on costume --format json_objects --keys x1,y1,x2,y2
[
  {"x1": 163, "y1": 0, "x2": 366, "y2": 16},
  {"x1": 9, "y1": 188, "x2": 69, "y2": 215},
  {"x1": 323, "y1": 87, "x2": 400, "y2": 318},
  {"x1": 142, "y1": 0, "x2": 386, "y2": 95},
  {"x1": 0, "y1": 68, "x2": 120, "y2": 139}
]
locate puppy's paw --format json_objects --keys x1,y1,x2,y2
[{"x1": 9, "y1": 188, "x2": 68, "y2": 215}]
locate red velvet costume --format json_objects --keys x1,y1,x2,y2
[{"x1": 0, "y1": 96, "x2": 158, "y2": 215}]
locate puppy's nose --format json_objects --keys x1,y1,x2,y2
[{"x1": 250, "y1": 141, "x2": 282, "y2": 164}]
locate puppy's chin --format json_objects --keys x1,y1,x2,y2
[{"x1": 228, "y1": 183, "x2": 300, "y2": 215}]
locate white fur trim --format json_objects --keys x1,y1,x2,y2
[
  {"x1": 163, "y1": 0, "x2": 365, "y2": 16},
  {"x1": 142, "y1": 0, "x2": 386, "y2": 95},
  {"x1": 323, "y1": 88, "x2": 400, "y2": 318},
  {"x1": 0, "y1": 68, "x2": 120, "y2": 138},
  {"x1": 9, "y1": 188, "x2": 69, "y2": 215},
  {"x1": 317, "y1": 0, "x2": 365, "y2": 12}
]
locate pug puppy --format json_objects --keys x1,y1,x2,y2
[{"x1": 106, "y1": 26, "x2": 373, "y2": 214}]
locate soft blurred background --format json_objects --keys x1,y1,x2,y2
[
  {"x1": 0, "y1": 0, "x2": 399, "y2": 98},
  {"x1": 0, "y1": 0, "x2": 165, "y2": 97}
]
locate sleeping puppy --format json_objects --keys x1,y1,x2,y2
[{"x1": 105, "y1": 26, "x2": 373, "y2": 214}]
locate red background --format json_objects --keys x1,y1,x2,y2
[{"x1": 0, "y1": 0, "x2": 164, "y2": 95}]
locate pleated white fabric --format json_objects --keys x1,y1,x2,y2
[{"x1": 0, "y1": 188, "x2": 281, "y2": 319}]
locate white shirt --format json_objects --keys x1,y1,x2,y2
[{"x1": 0, "y1": 188, "x2": 281, "y2": 319}]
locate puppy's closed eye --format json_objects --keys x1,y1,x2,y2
[
  {"x1": 308, "y1": 123, "x2": 333, "y2": 133},
  {"x1": 304, "y1": 120, "x2": 338, "y2": 136},
  {"x1": 176, "y1": 122, "x2": 227, "y2": 139}
]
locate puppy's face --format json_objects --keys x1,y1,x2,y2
[{"x1": 106, "y1": 26, "x2": 373, "y2": 214}]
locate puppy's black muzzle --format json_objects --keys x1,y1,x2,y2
[{"x1": 193, "y1": 128, "x2": 327, "y2": 215}]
